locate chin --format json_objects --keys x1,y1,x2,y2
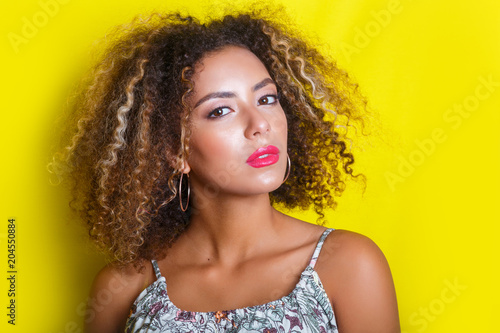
[{"x1": 243, "y1": 178, "x2": 284, "y2": 196}]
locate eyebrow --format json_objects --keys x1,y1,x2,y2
[
  {"x1": 193, "y1": 78, "x2": 276, "y2": 109},
  {"x1": 252, "y1": 78, "x2": 275, "y2": 92}
]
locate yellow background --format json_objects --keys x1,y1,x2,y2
[{"x1": 1, "y1": 0, "x2": 499, "y2": 332}]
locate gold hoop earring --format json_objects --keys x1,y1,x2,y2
[
  {"x1": 179, "y1": 173, "x2": 190, "y2": 212},
  {"x1": 282, "y1": 155, "x2": 291, "y2": 184}
]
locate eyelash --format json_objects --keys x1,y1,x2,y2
[
  {"x1": 207, "y1": 94, "x2": 280, "y2": 119},
  {"x1": 208, "y1": 106, "x2": 232, "y2": 118}
]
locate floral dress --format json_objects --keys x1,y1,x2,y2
[{"x1": 125, "y1": 229, "x2": 338, "y2": 332}]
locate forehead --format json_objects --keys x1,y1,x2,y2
[{"x1": 192, "y1": 46, "x2": 271, "y2": 92}]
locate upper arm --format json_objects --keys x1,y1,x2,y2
[
  {"x1": 84, "y1": 263, "x2": 151, "y2": 333},
  {"x1": 317, "y1": 230, "x2": 400, "y2": 333}
]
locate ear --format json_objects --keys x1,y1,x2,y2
[{"x1": 181, "y1": 159, "x2": 191, "y2": 174}]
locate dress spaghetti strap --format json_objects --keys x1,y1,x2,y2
[
  {"x1": 308, "y1": 228, "x2": 334, "y2": 269},
  {"x1": 151, "y1": 259, "x2": 162, "y2": 279}
]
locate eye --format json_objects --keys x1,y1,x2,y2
[
  {"x1": 258, "y1": 94, "x2": 278, "y2": 106},
  {"x1": 208, "y1": 106, "x2": 232, "y2": 118}
]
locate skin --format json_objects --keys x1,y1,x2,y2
[{"x1": 85, "y1": 46, "x2": 400, "y2": 333}]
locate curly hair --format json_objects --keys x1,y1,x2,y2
[{"x1": 50, "y1": 9, "x2": 367, "y2": 269}]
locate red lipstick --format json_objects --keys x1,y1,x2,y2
[{"x1": 246, "y1": 145, "x2": 280, "y2": 168}]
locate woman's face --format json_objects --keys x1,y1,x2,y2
[{"x1": 185, "y1": 46, "x2": 288, "y2": 198}]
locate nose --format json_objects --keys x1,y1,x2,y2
[{"x1": 243, "y1": 106, "x2": 271, "y2": 139}]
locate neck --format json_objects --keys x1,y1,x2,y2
[{"x1": 183, "y1": 191, "x2": 283, "y2": 264}]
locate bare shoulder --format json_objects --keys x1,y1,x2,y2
[
  {"x1": 315, "y1": 230, "x2": 390, "y2": 291},
  {"x1": 84, "y1": 261, "x2": 154, "y2": 333},
  {"x1": 316, "y1": 229, "x2": 401, "y2": 333},
  {"x1": 317, "y1": 229, "x2": 386, "y2": 266}
]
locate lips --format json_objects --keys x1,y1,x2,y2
[{"x1": 246, "y1": 145, "x2": 280, "y2": 168}]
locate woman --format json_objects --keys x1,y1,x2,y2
[{"x1": 52, "y1": 10, "x2": 400, "y2": 333}]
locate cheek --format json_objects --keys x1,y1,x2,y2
[
  {"x1": 272, "y1": 109, "x2": 288, "y2": 140},
  {"x1": 188, "y1": 128, "x2": 241, "y2": 168},
  {"x1": 187, "y1": 129, "x2": 246, "y2": 190}
]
